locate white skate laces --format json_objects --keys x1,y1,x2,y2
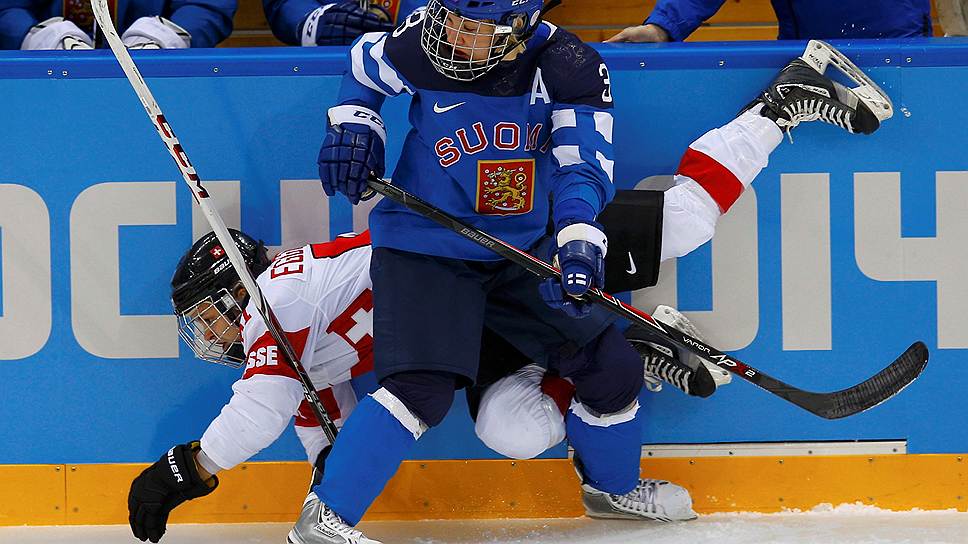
[
  {"x1": 590, "y1": 478, "x2": 698, "y2": 522},
  {"x1": 651, "y1": 305, "x2": 732, "y2": 388},
  {"x1": 772, "y1": 40, "x2": 894, "y2": 142},
  {"x1": 615, "y1": 479, "x2": 662, "y2": 517},
  {"x1": 288, "y1": 493, "x2": 381, "y2": 544},
  {"x1": 776, "y1": 94, "x2": 852, "y2": 139},
  {"x1": 641, "y1": 343, "x2": 690, "y2": 394},
  {"x1": 319, "y1": 506, "x2": 364, "y2": 539}
]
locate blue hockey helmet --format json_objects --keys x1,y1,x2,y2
[{"x1": 421, "y1": 0, "x2": 546, "y2": 81}]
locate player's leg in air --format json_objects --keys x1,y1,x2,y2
[
  {"x1": 473, "y1": 40, "x2": 892, "y2": 522},
  {"x1": 559, "y1": 41, "x2": 891, "y2": 521},
  {"x1": 661, "y1": 40, "x2": 892, "y2": 267}
]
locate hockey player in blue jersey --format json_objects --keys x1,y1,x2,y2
[
  {"x1": 290, "y1": 0, "x2": 894, "y2": 538},
  {"x1": 0, "y1": 0, "x2": 235, "y2": 50},
  {"x1": 289, "y1": 2, "x2": 696, "y2": 543},
  {"x1": 263, "y1": 0, "x2": 423, "y2": 46}
]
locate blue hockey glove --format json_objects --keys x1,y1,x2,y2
[
  {"x1": 319, "y1": 104, "x2": 386, "y2": 205},
  {"x1": 301, "y1": 1, "x2": 394, "y2": 46},
  {"x1": 539, "y1": 222, "x2": 607, "y2": 319}
]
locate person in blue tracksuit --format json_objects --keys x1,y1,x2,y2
[
  {"x1": 262, "y1": 0, "x2": 424, "y2": 45},
  {"x1": 285, "y1": 2, "x2": 700, "y2": 543},
  {"x1": 607, "y1": 0, "x2": 931, "y2": 43},
  {"x1": 0, "y1": 0, "x2": 235, "y2": 49}
]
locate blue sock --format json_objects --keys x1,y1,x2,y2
[
  {"x1": 313, "y1": 395, "x2": 417, "y2": 525},
  {"x1": 566, "y1": 401, "x2": 642, "y2": 495}
]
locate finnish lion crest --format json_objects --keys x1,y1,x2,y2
[{"x1": 481, "y1": 165, "x2": 529, "y2": 212}]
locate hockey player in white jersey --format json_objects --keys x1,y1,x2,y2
[
  {"x1": 127, "y1": 213, "x2": 729, "y2": 543},
  {"x1": 127, "y1": 229, "x2": 378, "y2": 543},
  {"x1": 126, "y1": 226, "x2": 713, "y2": 543}
]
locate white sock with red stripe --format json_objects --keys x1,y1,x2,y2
[
  {"x1": 676, "y1": 104, "x2": 783, "y2": 213},
  {"x1": 659, "y1": 106, "x2": 783, "y2": 261}
]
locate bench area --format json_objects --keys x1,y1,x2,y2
[{"x1": 221, "y1": 0, "x2": 942, "y2": 47}]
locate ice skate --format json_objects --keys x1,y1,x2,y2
[
  {"x1": 579, "y1": 470, "x2": 698, "y2": 522},
  {"x1": 652, "y1": 305, "x2": 732, "y2": 389},
  {"x1": 747, "y1": 40, "x2": 893, "y2": 137},
  {"x1": 625, "y1": 307, "x2": 727, "y2": 398},
  {"x1": 287, "y1": 492, "x2": 381, "y2": 544}
]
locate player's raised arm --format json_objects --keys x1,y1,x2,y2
[{"x1": 318, "y1": 22, "x2": 416, "y2": 205}]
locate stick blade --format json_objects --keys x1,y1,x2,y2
[{"x1": 798, "y1": 341, "x2": 929, "y2": 420}]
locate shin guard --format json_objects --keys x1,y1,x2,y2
[
  {"x1": 313, "y1": 388, "x2": 427, "y2": 525},
  {"x1": 566, "y1": 399, "x2": 642, "y2": 495}
]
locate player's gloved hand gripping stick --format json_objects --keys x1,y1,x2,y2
[
  {"x1": 364, "y1": 175, "x2": 927, "y2": 420},
  {"x1": 91, "y1": 0, "x2": 338, "y2": 444}
]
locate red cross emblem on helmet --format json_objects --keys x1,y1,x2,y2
[{"x1": 210, "y1": 246, "x2": 225, "y2": 258}]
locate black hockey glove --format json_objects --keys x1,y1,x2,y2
[{"x1": 128, "y1": 441, "x2": 218, "y2": 543}]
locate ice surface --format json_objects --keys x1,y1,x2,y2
[{"x1": 1, "y1": 504, "x2": 967, "y2": 544}]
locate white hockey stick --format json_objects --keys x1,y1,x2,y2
[{"x1": 90, "y1": 0, "x2": 338, "y2": 445}]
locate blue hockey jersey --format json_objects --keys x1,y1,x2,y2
[
  {"x1": 645, "y1": 0, "x2": 931, "y2": 41},
  {"x1": 0, "y1": 0, "x2": 235, "y2": 49},
  {"x1": 335, "y1": 12, "x2": 616, "y2": 260},
  {"x1": 263, "y1": 0, "x2": 424, "y2": 46}
]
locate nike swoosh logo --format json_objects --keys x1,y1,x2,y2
[
  {"x1": 433, "y1": 101, "x2": 466, "y2": 114},
  {"x1": 626, "y1": 251, "x2": 637, "y2": 275}
]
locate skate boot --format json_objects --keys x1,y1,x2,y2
[
  {"x1": 288, "y1": 492, "x2": 381, "y2": 544},
  {"x1": 625, "y1": 307, "x2": 727, "y2": 398},
  {"x1": 746, "y1": 40, "x2": 893, "y2": 138},
  {"x1": 653, "y1": 305, "x2": 732, "y2": 389},
  {"x1": 575, "y1": 456, "x2": 697, "y2": 522}
]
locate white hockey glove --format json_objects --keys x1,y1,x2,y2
[
  {"x1": 121, "y1": 16, "x2": 191, "y2": 49},
  {"x1": 21, "y1": 17, "x2": 93, "y2": 50}
]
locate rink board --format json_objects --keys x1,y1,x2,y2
[
  {"x1": 2, "y1": 455, "x2": 967, "y2": 525},
  {"x1": 1, "y1": 40, "x2": 968, "y2": 522}
]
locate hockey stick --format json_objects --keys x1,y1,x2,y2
[
  {"x1": 91, "y1": 0, "x2": 339, "y2": 444},
  {"x1": 365, "y1": 176, "x2": 928, "y2": 419}
]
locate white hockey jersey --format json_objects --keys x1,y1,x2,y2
[{"x1": 200, "y1": 231, "x2": 375, "y2": 470}]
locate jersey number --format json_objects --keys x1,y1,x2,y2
[
  {"x1": 599, "y1": 63, "x2": 612, "y2": 103},
  {"x1": 392, "y1": 7, "x2": 425, "y2": 38}
]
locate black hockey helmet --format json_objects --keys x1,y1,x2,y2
[
  {"x1": 171, "y1": 229, "x2": 271, "y2": 312},
  {"x1": 171, "y1": 229, "x2": 271, "y2": 367}
]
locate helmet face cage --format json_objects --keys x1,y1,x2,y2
[
  {"x1": 175, "y1": 288, "x2": 246, "y2": 368},
  {"x1": 421, "y1": 0, "x2": 519, "y2": 81}
]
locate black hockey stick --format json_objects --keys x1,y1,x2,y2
[
  {"x1": 92, "y1": 0, "x2": 339, "y2": 444},
  {"x1": 365, "y1": 176, "x2": 928, "y2": 419}
]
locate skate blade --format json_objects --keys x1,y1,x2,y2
[
  {"x1": 653, "y1": 305, "x2": 706, "y2": 341},
  {"x1": 800, "y1": 40, "x2": 894, "y2": 122}
]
